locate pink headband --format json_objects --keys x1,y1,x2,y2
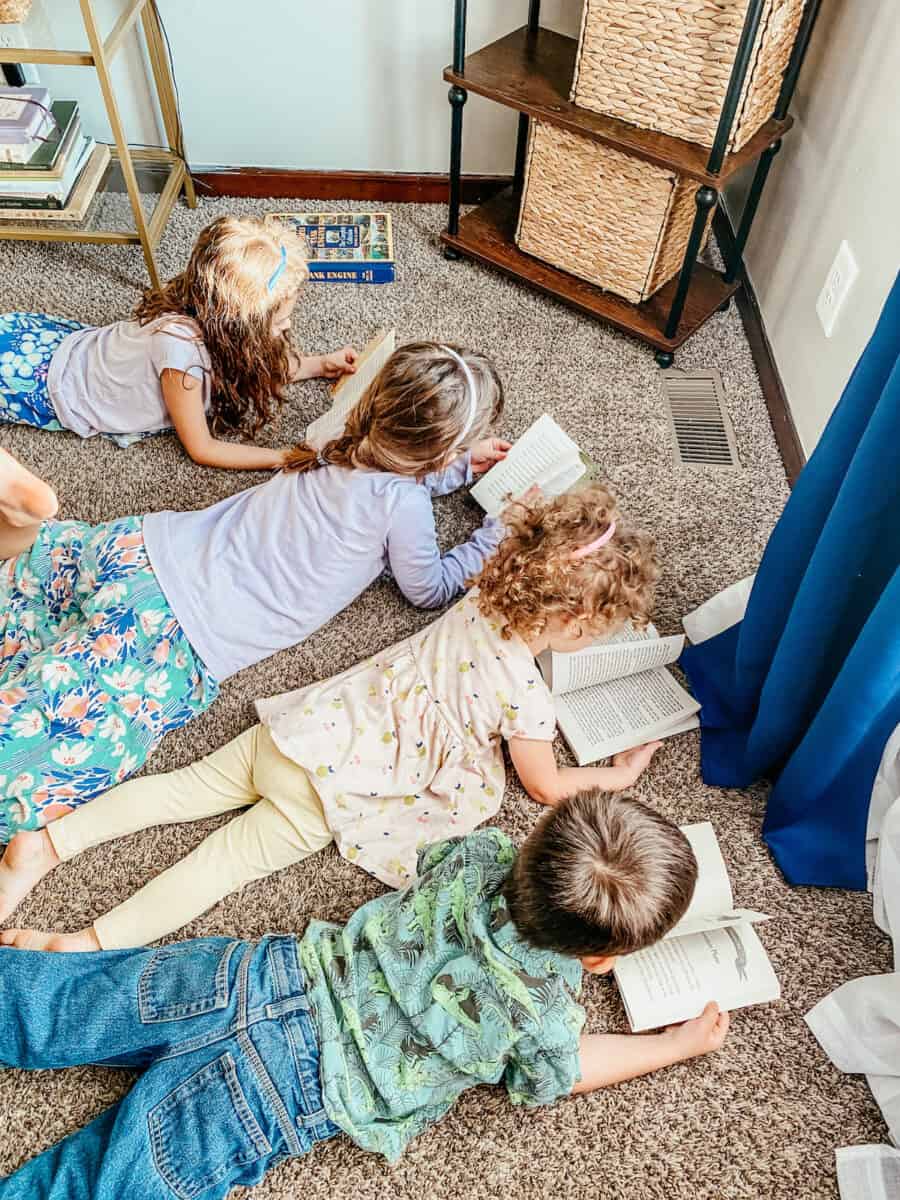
[{"x1": 571, "y1": 521, "x2": 616, "y2": 559}]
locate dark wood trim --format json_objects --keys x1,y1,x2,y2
[
  {"x1": 192, "y1": 168, "x2": 512, "y2": 205},
  {"x1": 714, "y1": 206, "x2": 805, "y2": 485}
]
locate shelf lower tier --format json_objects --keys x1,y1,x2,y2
[{"x1": 440, "y1": 190, "x2": 740, "y2": 353}]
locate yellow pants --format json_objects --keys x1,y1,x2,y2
[{"x1": 48, "y1": 725, "x2": 331, "y2": 949}]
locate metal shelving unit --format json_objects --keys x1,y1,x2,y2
[{"x1": 440, "y1": 0, "x2": 823, "y2": 366}]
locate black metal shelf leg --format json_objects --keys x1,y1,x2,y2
[
  {"x1": 444, "y1": 0, "x2": 469, "y2": 258},
  {"x1": 664, "y1": 186, "x2": 717, "y2": 341},
  {"x1": 725, "y1": 139, "x2": 781, "y2": 282}
]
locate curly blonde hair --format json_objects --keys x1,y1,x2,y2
[
  {"x1": 471, "y1": 484, "x2": 658, "y2": 642},
  {"x1": 284, "y1": 341, "x2": 503, "y2": 477},
  {"x1": 133, "y1": 215, "x2": 308, "y2": 437}
]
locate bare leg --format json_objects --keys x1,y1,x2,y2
[
  {"x1": 0, "y1": 828, "x2": 59, "y2": 923},
  {"x1": 0, "y1": 446, "x2": 58, "y2": 559}
]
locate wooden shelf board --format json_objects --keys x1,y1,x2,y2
[
  {"x1": 440, "y1": 191, "x2": 739, "y2": 352},
  {"x1": 445, "y1": 27, "x2": 792, "y2": 186}
]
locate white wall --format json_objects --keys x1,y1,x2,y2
[
  {"x1": 22, "y1": 0, "x2": 581, "y2": 172},
  {"x1": 18, "y1": 0, "x2": 899, "y2": 454},
  {"x1": 725, "y1": 0, "x2": 900, "y2": 454}
]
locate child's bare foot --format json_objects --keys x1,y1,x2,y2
[
  {"x1": 0, "y1": 447, "x2": 58, "y2": 527},
  {"x1": 0, "y1": 829, "x2": 60, "y2": 923},
  {"x1": 0, "y1": 926, "x2": 99, "y2": 952}
]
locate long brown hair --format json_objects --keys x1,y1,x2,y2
[
  {"x1": 284, "y1": 340, "x2": 504, "y2": 476},
  {"x1": 133, "y1": 215, "x2": 308, "y2": 437}
]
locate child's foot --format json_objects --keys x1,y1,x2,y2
[
  {"x1": 0, "y1": 447, "x2": 58, "y2": 527},
  {"x1": 0, "y1": 926, "x2": 99, "y2": 952},
  {"x1": 0, "y1": 829, "x2": 59, "y2": 923}
]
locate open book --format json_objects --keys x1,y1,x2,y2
[
  {"x1": 614, "y1": 822, "x2": 780, "y2": 1031},
  {"x1": 470, "y1": 413, "x2": 594, "y2": 517},
  {"x1": 537, "y1": 623, "x2": 700, "y2": 764},
  {"x1": 305, "y1": 328, "x2": 396, "y2": 450}
]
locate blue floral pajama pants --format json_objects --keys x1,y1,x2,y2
[
  {"x1": 0, "y1": 311, "x2": 85, "y2": 430},
  {"x1": 0, "y1": 516, "x2": 219, "y2": 842}
]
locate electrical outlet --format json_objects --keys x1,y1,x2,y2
[{"x1": 816, "y1": 241, "x2": 859, "y2": 338}]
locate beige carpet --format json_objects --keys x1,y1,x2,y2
[{"x1": 0, "y1": 196, "x2": 890, "y2": 1199}]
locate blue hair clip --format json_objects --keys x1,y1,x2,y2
[{"x1": 267, "y1": 244, "x2": 287, "y2": 292}]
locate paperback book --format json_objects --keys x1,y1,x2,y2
[
  {"x1": 468, "y1": 413, "x2": 598, "y2": 516},
  {"x1": 0, "y1": 87, "x2": 53, "y2": 163},
  {"x1": 305, "y1": 328, "x2": 397, "y2": 449},
  {"x1": 0, "y1": 142, "x2": 110, "y2": 222},
  {"x1": 0, "y1": 134, "x2": 93, "y2": 209},
  {"x1": 614, "y1": 822, "x2": 779, "y2": 1031},
  {"x1": 269, "y1": 211, "x2": 394, "y2": 282},
  {"x1": 537, "y1": 622, "x2": 700, "y2": 763}
]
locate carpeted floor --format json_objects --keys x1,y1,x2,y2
[{"x1": 0, "y1": 196, "x2": 890, "y2": 1199}]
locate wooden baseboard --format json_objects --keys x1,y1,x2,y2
[
  {"x1": 192, "y1": 168, "x2": 512, "y2": 206},
  {"x1": 714, "y1": 207, "x2": 805, "y2": 485}
]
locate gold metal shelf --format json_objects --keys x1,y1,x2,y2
[{"x1": 0, "y1": 0, "x2": 194, "y2": 287}]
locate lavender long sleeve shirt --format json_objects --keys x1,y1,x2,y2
[{"x1": 142, "y1": 454, "x2": 503, "y2": 681}]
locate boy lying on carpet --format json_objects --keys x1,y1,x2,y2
[{"x1": 0, "y1": 792, "x2": 728, "y2": 1199}]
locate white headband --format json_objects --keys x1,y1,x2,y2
[{"x1": 441, "y1": 345, "x2": 479, "y2": 449}]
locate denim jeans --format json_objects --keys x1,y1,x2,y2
[{"x1": 0, "y1": 936, "x2": 340, "y2": 1199}]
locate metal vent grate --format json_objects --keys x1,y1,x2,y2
[{"x1": 662, "y1": 369, "x2": 740, "y2": 468}]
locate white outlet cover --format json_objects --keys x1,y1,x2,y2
[{"x1": 817, "y1": 240, "x2": 859, "y2": 338}]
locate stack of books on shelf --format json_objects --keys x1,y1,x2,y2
[{"x1": 0, "y1": 85, "x2": 109, "y2": 221}]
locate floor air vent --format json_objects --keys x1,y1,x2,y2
[{"x1": 662, "y1": 369, "x2": 740, "y2": 468}]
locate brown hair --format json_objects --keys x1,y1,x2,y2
[
  {"x1": 283, "y1": 341, "x2": 503, "y2": 476},
  {"x1": 503, "y1": 790, "x2": 697, "y2": 958},
  {"x1": 133, "y1": 215, "x2": 308, "y2": 437},
  {"x1": 471, "y1": 484, "x2": 658, "y2": 643}
]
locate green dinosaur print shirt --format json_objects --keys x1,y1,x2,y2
[{"x1": 298, "y1": 829, "x2": 585, "y2": 1161}]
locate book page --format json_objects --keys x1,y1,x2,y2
[
  {"x1": 664, "y1": 822, "x2": 735, "y2": 937},
  {"x1": 614, "y1": 922, "x2": 781, "y2": 1031},
  {"x1": 305, "y1": 328, "x2": 395, "y2": 449},
  {"x1": 544, "y1": 626, "x2": 685, "y2": 694},
  {"x1": 469, "y1": 413, "x2": 584, "y2": 516},
  {"x1": 555, "y1": 667, "x2": 700, "y2": 765}
]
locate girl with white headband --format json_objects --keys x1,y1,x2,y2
[
  {"x1": 0, "y1": 484, "x2": 664, "y2": 952},
  {"x1": 0, "y1": 341, "x2": 508, "y2": 848}
]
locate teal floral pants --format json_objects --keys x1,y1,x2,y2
[{"x1": 0, "y1": 516, "x2": 219, "y2": 842}]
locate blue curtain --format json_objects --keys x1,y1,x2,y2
[{"x1": 681, "y1": 272, "x2": 900, "y2": 890}]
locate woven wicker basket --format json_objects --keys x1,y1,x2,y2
[
  {"x1": 515, "y1": 121, "x2": 711, "y2": 304},
  {"x1": 0, "y1": 0, "x2": 32, "y2": 22},
  {"x1": 570, "y1": 0, "x2": 806, "y2": 153}
]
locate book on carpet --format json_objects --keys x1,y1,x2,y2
[
  {"x1": 0, "y1": 142, "x2": 109, "y2": 222},
  {"x1": 0, "y1": 101, "x2": 79, "y2": 178},
  {"x1": 469, "y1": 413, "x2": 597, "y2": 517},
  {"x1": 306, "y1": 328, "x2": 397, "y2": 449},
  {"x1": 536, "y1": 621, "x2": 700, "y2": 764},
  {"x1": 0, "y1": 134, "x2": 93, "y2": 209},
  {"x1": 268, "y1": 211, "x2": 394, "y2": 282},
  {"x1": 614, "y1": 821, "x2": 779, "y2": 1031},
  {"x1": 0, "y1": 87, "x2": 54, "y2": 162}
]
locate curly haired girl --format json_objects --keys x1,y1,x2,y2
[
  {"x1": 0, "y1": 484, "x2": 665, "y2": 953},
  {"x1": 0, "y1": 215, "x2": 357, "y2": 470}
]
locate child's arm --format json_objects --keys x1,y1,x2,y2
[
  {"x1": 162, "y1": 370, "x2": 289, "y2": 470},
  {"x1": 507, "y1": 737, "x2": 662, "y2": 806},
  {"x1": 573, "y1": 1003, "x2": 730, "y2": 1093},
  {"x1": 387, "y1": 488, "x2": 505, "y2": 609},
  {"x1": 289, "y1": 345, "x2": 358, "y2": 382}
]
